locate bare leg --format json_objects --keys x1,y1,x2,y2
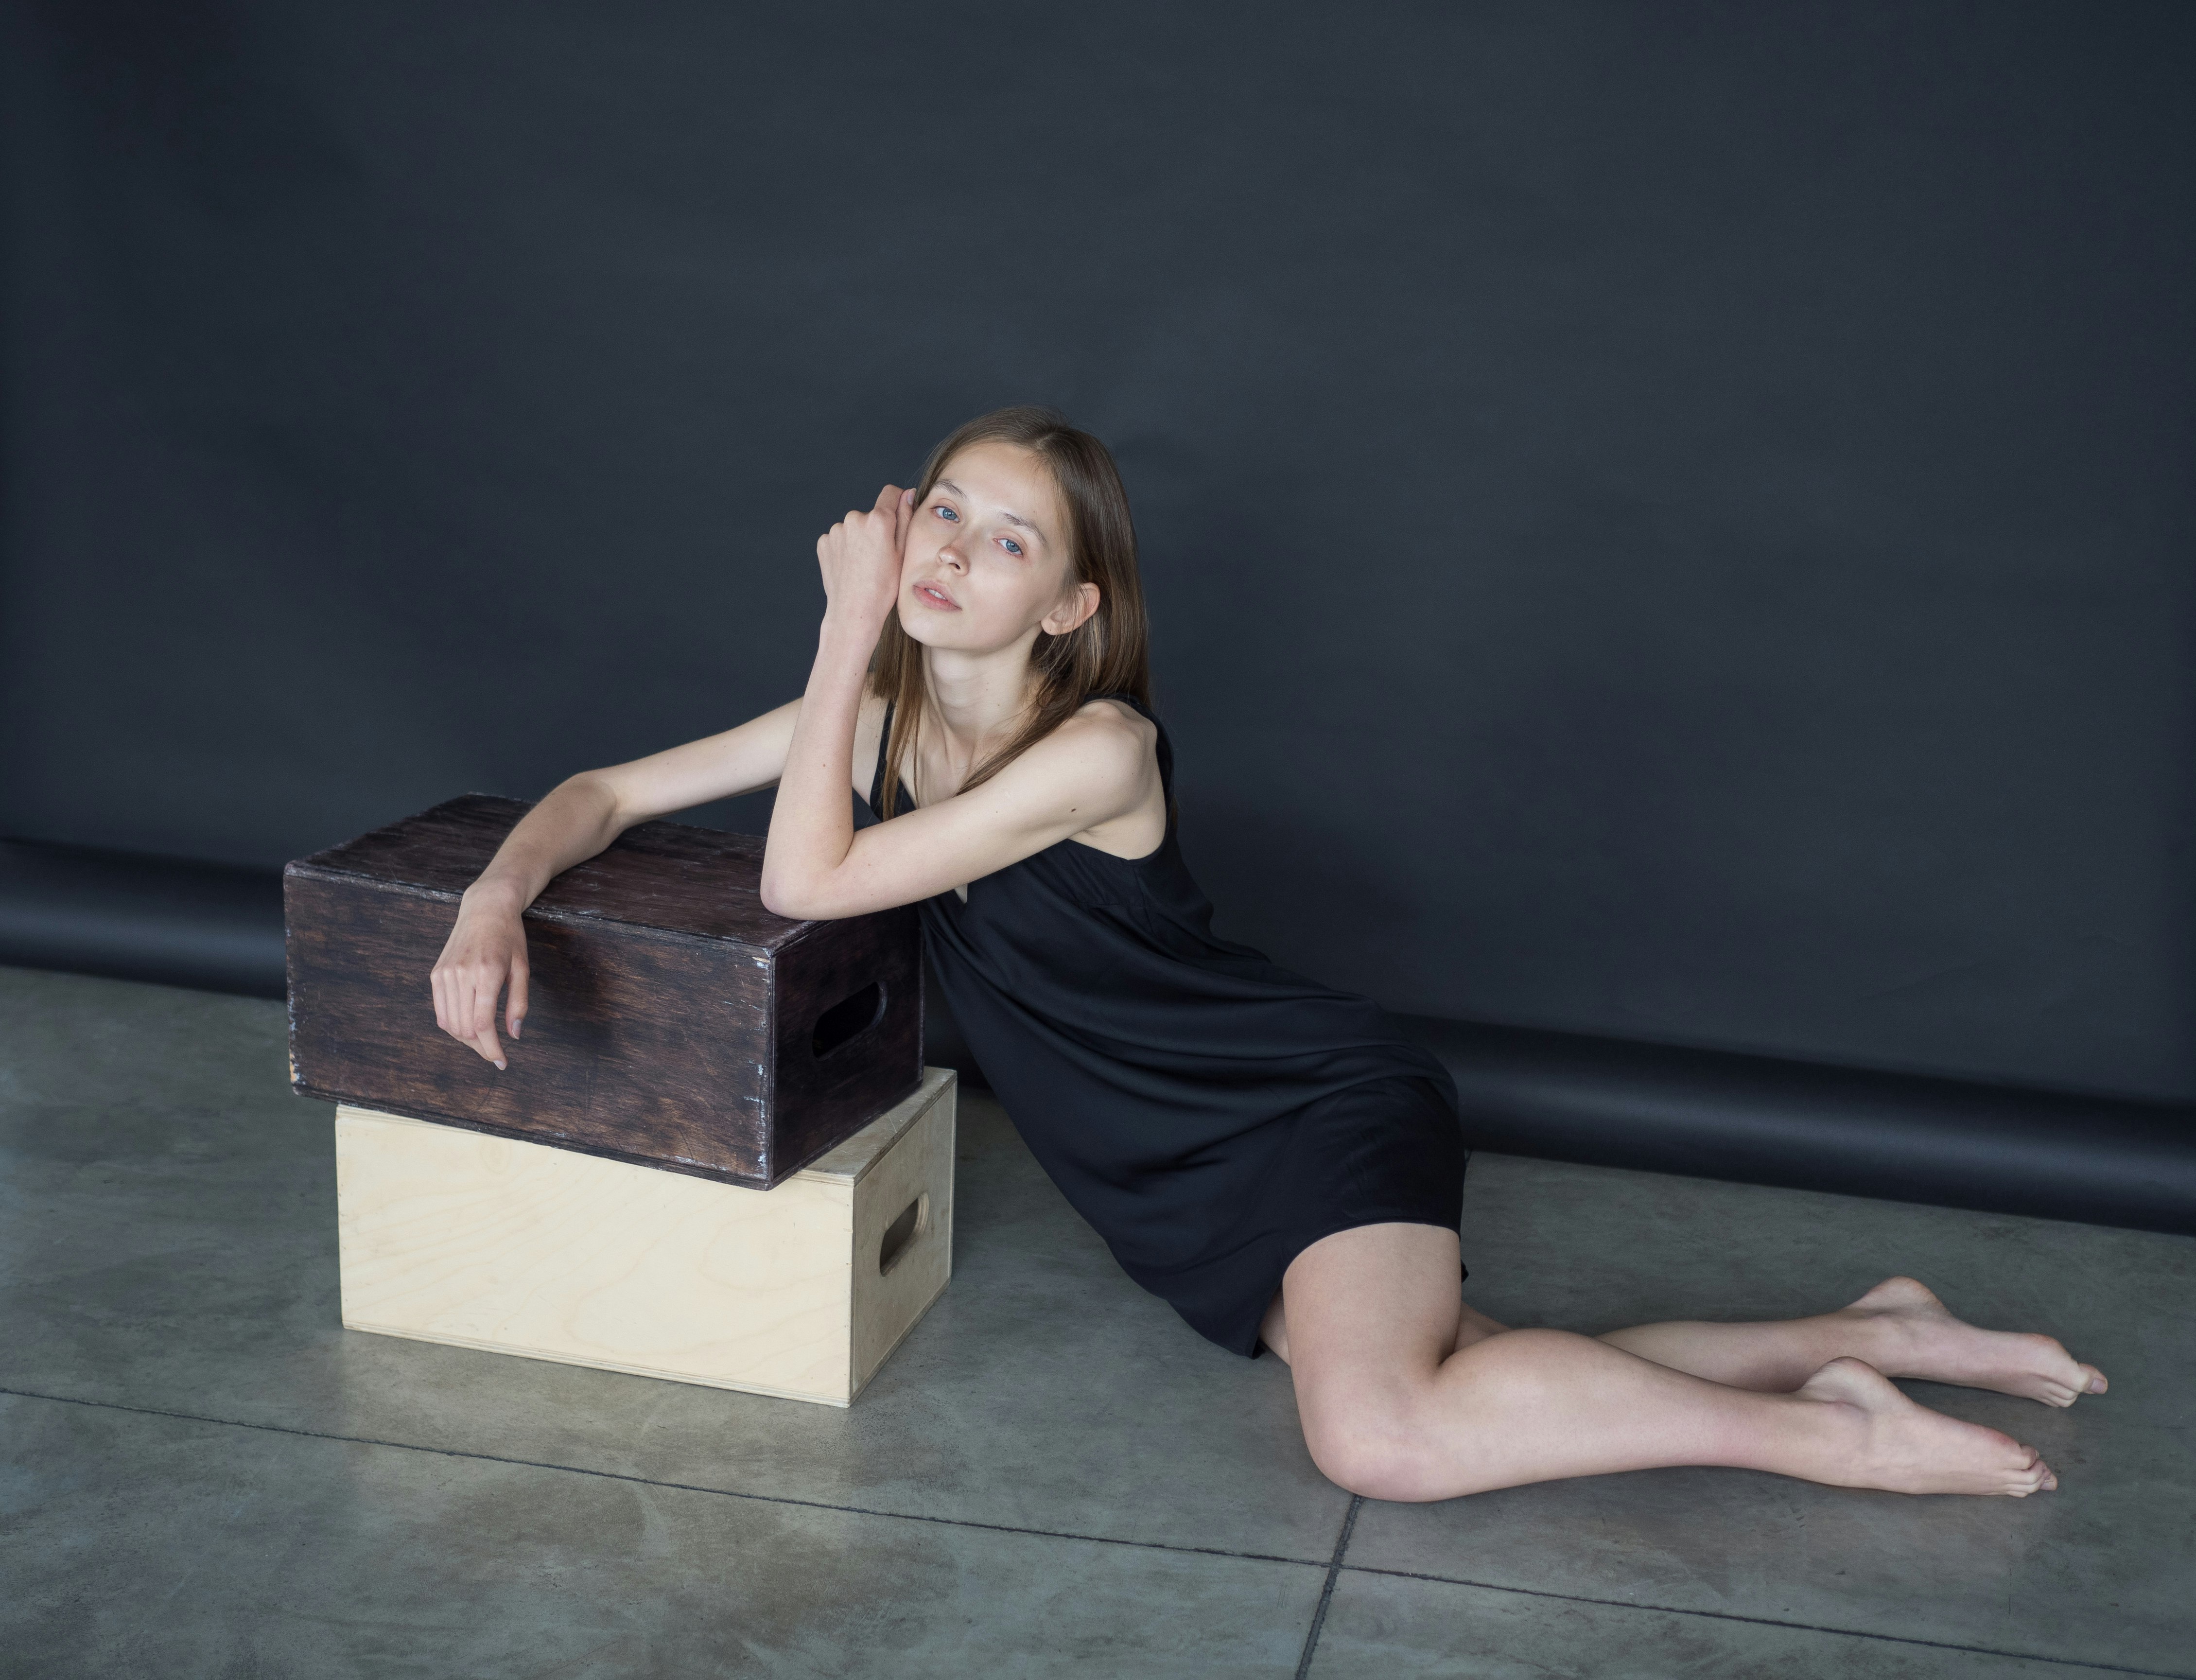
[
  {"x1": 1595, "y1": 1277, "x2": 2108, "y2": 1404},
  {"x1": 1261, "y1": 1277, "x2": 2106, "y2": 1405},
  {"x1": 1262, "y1": 1288, "x2": 1508, "y2": 1365},
  {"x1": 1272, "y1": 1224, "x2": 2057, "y2": 1503}
]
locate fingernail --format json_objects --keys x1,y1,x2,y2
[
  {"x1": 512, "y1": 1022, "x2": 523, "y2": 1037},
  {"x1": 494, "y1": 1059, "x2": 506, "y2": 1070}
]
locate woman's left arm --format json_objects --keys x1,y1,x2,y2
[{"x1": 760, "y1": 484, "x2": 1151, "y2": 921}]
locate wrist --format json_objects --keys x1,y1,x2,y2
[
  {"x1": 816, "y1": 613, "x2": 885, "y2": 665},
  {"x1": 461, "y1": 876, "x2": 528, "y2": 918}
]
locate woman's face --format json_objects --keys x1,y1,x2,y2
[{"x1": 898, "y1": 440, "x2": 1097, "y2": 653}]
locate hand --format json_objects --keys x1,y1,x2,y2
[
  {"x1": 816, "y1": 483, "x2": 915, "y2": 633},
  {"x1": 430, "y1": 892, "x2": 530, "y2": 1068}
]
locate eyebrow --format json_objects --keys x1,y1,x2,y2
[{"x1": 936, "y1": 478, "x2": 1046, "y2": 542}]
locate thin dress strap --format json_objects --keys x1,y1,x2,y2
[{"x1": 869, "y1": 698, "x2": 895, "y2": 813}]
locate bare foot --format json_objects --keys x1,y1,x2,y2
[
  {"x1": 1841, "y1": 1277, "x2": 2108, "y2": 1407},
  {"x1": 1798, "y1": 1357, "x2": 2057, "y2": 1496}
]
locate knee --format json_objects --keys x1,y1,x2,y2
[{"x1": 1301, "y1": 1395, "x2": 1443, "y2": 1503}]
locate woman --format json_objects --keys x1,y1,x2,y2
[{"x1": 431, "y1": 405, "x2": 2105, "y2": 1502}]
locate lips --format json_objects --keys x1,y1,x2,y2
[{"x1": 913, "y1": 580, "x2": 959, "y2": 610}]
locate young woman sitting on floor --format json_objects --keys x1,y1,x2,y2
[{"x1": 429, "y1": 405, "x2": 2106, "y2": 1502}]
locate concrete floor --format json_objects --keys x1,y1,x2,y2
[{"x1": 1, "y1": 966, "x2": 2189, "y2": 1679}]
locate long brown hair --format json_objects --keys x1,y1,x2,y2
[{"x1": 868, "y1": 405, "x2": 1169, "y2": 829}]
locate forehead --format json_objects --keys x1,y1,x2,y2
[{"x1": 935, "y1": 440, "x2": 1063, "y2": 528}]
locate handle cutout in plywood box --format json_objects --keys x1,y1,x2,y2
[
  {"x1": 879, "y1": 1193, "x2": 928, "y2": 1276},
  {"x1": 811, "y1": 980, "x2": 885, "y2": 1060}
]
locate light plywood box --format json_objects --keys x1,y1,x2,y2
[{"x1": 335, "y1": 1066, "x2": 956, "y2": 1406}]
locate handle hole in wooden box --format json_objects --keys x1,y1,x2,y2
[
  {"x1": 810, "y1": 981, "x2": 885, "y2": 1060},
  {"x1": 879, "y1": 1193, "x2": 928, "y2": 1276}
]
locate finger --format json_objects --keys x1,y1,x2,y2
[
  {"x1": 895, "y1": 485, "x2": 914, "y2": 549},
  {"x1": 506, "y1": 958, "x2": 528, "y2": 1040},
  {"x1": 465, "y1": 969, "x2": 505, "y2": 1067},
  {"x1": 441, "y1": 968, "x2": 471, "y2": 1042},
  {"x1": 467, "y1": 969, "x2": 499, "y2": 1047},
  {"x1": 873, "y1": 483, "x2": 902, "y2": 514}
]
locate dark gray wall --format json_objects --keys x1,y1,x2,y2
[{"x1": 5, "y1": 1, "x2": 2192, "y2": 1104}]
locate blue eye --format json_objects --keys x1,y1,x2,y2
[
  {"x1": 1001, "y1": 539, "x2": 1024, "y2": 557},
  {"x1": 935, "y1": 505, "x2": 959, "y2": 522}
]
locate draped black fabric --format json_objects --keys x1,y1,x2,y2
[{"x1": 854, "y1": 692, "x2": 1469, "y2": 1357}]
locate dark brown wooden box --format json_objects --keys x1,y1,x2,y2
[{"x1": 285, "y1": 794, "x2": 923, "y2": 1190}]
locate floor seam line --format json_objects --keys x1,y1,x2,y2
[
  {"x1": 1293, "y1": 1494, "x2": 1361, "y2": 1680},
  {"x1": 0, "y1": 1383, "x2": 1333, "y2": 1574},
  {"x1": 12, "y1": 1380, "x2": 2176, "y2": 1679},
  {"x1": 1334, "y1": 1562, "x2": 2190, "y2": 1679}
]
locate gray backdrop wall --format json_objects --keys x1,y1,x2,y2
[{"x1": 5, "y1": 1, "x2": 2191, "y2": 1105}]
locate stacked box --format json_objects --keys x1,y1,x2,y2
[
  {"x1": 334, "y1": 1068, "x2": 957, "y2": 1406},
  {"x1": 284, "y1": 793, "x2": 924, "y2": 1188},
  {"x1": 285, "y1": 794, "x2": 952, "y2": 1403}
]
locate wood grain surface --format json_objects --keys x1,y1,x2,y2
[
  {"x1": 297, "y1": 793, "x2": 801, "y2": 946},
  {"x1": 287, "y1": 795, "x2": 922, "y2": 1188}
]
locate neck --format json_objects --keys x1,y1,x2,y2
[{"x1": 918, "y1": 629, "x2": 1044, "y2": 775}]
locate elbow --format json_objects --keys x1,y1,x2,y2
[
  {"x1": 757, "y1": 872, "x2": 815, "y2": 922},
  {"x1": 551, "y1": 772, "x2": 627, "y2": 840}
]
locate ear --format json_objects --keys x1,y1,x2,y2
[{"x1": 1042, "y1": 579, "x2": 1101, "y2": 637}]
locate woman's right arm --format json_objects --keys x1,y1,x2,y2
[{"x1": 429, "y1": 696, "x2": 812, "y2": 1068}]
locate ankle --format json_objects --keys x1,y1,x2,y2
[
  {"x1": 1835, "y1": 1302, "x2": 1924, "y2": 1377},
  {"x1": 1789, "y1": 1378, "x2": 1877, "y2": 1483}
]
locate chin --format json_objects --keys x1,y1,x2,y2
[
  {"x1": 897, "y1": 611, "x2": 953, "y2": 648},
  {"x1": 903, "y1": 591, "x2": 986, "y2": 637},
  {"x1": 902, "y1": 613, "x2": 1009, "y2": 659}
]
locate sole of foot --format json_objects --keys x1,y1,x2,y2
[
  {"x1": 1800, "y1": 1356, "x2": 2057, "y2": 1497},
  {"x1": 1843, "y1": 1276, "x2": 2107, "y2": 1407}
]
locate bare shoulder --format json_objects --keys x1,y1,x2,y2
[
  {"x1": 1044, "y1": 695, "x2": 1156, "y2": 776},
  {"x1": 1072, "y1": 694, "x2": 1157, "y2": 747},
  {"x1": 990, "y1": 694, "x2": 1151, "y2": 801},
  {"x1": 1046, "y1": 695, "x2": 1164, "y2": 855}
]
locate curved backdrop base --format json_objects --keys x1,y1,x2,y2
[{"x1": 4, "y1": 838, "x2": 2189, "y2": 1236}]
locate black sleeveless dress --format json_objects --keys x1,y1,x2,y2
[{"x1": 853, "y1": 691, "x2": 1469, "y2": 1359}]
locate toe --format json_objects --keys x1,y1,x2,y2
[{"x1": 2003, "y1": 1447, "x2": 2054, "y2": 1495}]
